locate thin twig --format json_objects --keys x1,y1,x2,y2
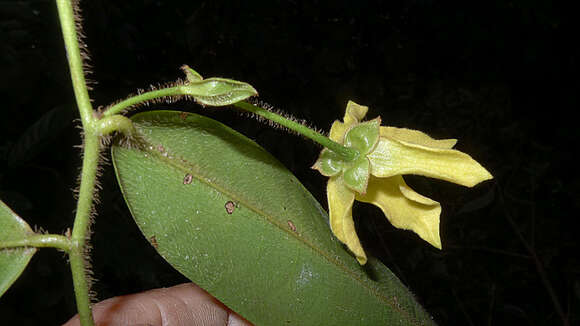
[
  {"x1": 488, "y1": 283, "x2": 496, "y2": 326},
  {"x1": 496, "y1": 182, "x2": 569, "y2": 326},
  {"x1": 452, "y1": 289, "x2": 476, "y2": 326},
  {"x1": 446, "y1": 245, "x2": 531, "y2": 260}
]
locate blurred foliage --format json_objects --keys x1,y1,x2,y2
[{"x1": 1, "y1": 0, "x2": 578, "y2": 325}]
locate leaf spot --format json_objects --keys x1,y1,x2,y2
[
  {"x1": 287, "y1": 220, "x2": 297, "y2": 232},
  {"x1": 225, "y1": 201, "x2": 236, "y2": 214},
  {"x1": 183, "y1": 173, "x2": 193, "y2": 185},
  {"x1": 296, "y1": 264, "x2": 317, "y2": 288},
  {"x1": 179, "y1": 112, "x2": 188, "y2": 120},
  {"x1": 150, "y1": 235, "x2": 158, "y2": 249}
]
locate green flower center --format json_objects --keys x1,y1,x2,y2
[{"x1": 315, "y1": 118, "x2": 380, "y2": 193}]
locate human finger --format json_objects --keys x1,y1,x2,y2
[{"x1": 62, "y1": 283, "x2": 252, "y2": 326}]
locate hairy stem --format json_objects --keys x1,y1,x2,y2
[
  {"x1": 103, "y1": 85, "x2": 359, "y2": 161},
  {"x1": 56, "y1": 0, "x2": 93, "y2": 127},
  {"x1": 69, "y1": 135, "x2": 100, "y2": 326},
  {"x1": 96, "y1": 115, "x2": 135, "y2": 136},
  {"x1": 0, "y1": 234, "x2": 71, "y2": 252},
  {"x1": 234, "y1": 101, "x2": 359, "y2": 160},
  {"x1": 56, "y1": 0, "x2": 98, "y2": 325},
  {"x1": 103, "y1": 87, "x2": 181, "y2": 117}
]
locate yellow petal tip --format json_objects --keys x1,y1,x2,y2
[
  {"x1": 356, "y1": 254, "x2": 368, "y2": 265},
  {"x1": 430, "y1": 237, "x2": 442, "y2": 250},
  {"x1": 465, "y1": 165, "x2": 494, "y2": 188},
  {"x1": 344, "y1": 101, "x2": 369, "y2": 124},
  {"x1": 420, "y1": 228, "x2": 442, "y2": 250}
]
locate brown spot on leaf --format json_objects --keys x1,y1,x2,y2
[
  {"x1": 179, "y1": 112, "x2": 188, "y2": 120},
  {"x1": 225, "y1": 201, "x2": 236, "y2": 214},
  {"x1": 150, "y1": 235, "x2": 158, "y2": 249},
  {"x1": 183, "y1": 173, "x2": 193, "y2": 185},
  {"x1": 287, "y1": 220, "x2": 297, "y2": 232}
]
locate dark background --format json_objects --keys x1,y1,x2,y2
[{"x1": 1, "y1": 0, "x2": 578, "y2": 325}]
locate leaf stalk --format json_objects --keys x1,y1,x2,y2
[
  {"x1": 0, "y1": 234, "x2": 71, "y2": 252},
  {"x1": 234, "y1": 101, "x2": 359, "y2": 161},
  {"x1": 103, "y1": 85, "x2": 359, "y2": 161}
]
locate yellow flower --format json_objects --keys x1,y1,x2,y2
[{"x1": 313, "y1": 101, "x2": 493, "y2": 264}]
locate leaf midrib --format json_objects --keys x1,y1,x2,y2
[{"x1": 126, "y1": 131, "x2": 423, "y2": 326}]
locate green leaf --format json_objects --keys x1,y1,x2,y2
[
  {"x1": 0, "y1": 200, "x2": 36, "y2": 298},
  {"x1": 181, "y1": 64, "x2": 204, "y2": 82},
  {"x1": 112, "y1": 111, "x2": 436, "y2": 326},
  {"x1": 180, "y1": 77, "x2": 258, "y2": 106}
]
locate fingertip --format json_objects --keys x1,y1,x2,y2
[
  {"x1": 62, "y1": 283, "x2": 242, "y2": 326},
  {"x1": 227, "y1": 311, "x2": 254, "y2": 326}
]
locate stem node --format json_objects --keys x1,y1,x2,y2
[{"x1": 96, "y1": 115, "x2": 135, "y2": 137}]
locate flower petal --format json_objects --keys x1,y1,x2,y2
[
  {"x1": 327, "y1": 176, "x2": 367, "y2": 264},
  {"x1": 368, "y1": 137, "x2": 493, "y2": 187},
  {"x1": 380, "y1": 126, "x2": 457, "y2": 149},
  {"x1": 343, "y1": 100, "x2": 368, "y2": 125},
  {"x1": 356, "y1": 176, "x2": 442, "y2": 249},
  {"x1": 328, "y1": 101, "x2": 370, "y2": 144},
  {"x1": 329, "y1": 120, "x2": 349, "y2": 143}
]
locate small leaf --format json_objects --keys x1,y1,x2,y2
[
  {"x1": 180, "y1": 77, "x2": 258, "y2": 106},
  {"x1": 180, "y1": 64, "x2": 203, "y2": 82},
  {"x1": 0, "y1": 200, "x2": 36, "y2": 298},
  {"x1": 112, "y1": 111, "x2": 435, "y2": 325}
]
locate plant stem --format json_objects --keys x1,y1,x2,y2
[
  {"x1": 56, "y1": 0, "x2": 94, "y2": 127},
  {"x1": 497, "y1": 183, "x2": 569, "y2": 326},
  {"x1": 103, "y1": 86, "x2": 359, "y2": 161},
  {"x1": 69, "y1": 250, "x2": 94, "y2": 326},
  {"x1": 234, "y1": 101, "x2": 359, "y2": 160},
  {"x1": 0, "y1": 234, "x2": 71, "y2": 252},
  {"x1": 103, "y1": 87, "x2": 181, "y2": 117},
  {"x1": 96, "y1": 115, "x2": 135, "y2": 136},
  {"x1": 56, "y1": 0, "x2": 98, "y2": 325},
  {"x1": 69, "y1": 134, "x2": 100, "y2": 326}
]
